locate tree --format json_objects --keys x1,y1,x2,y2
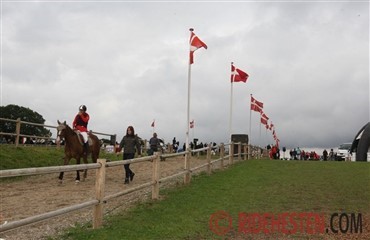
[{"x1": 0, "y1": 104, "x2": 51, "y2": 141}]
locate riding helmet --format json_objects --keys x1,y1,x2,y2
[{"x1": 79, "y1": 105, "x2": 87, "y2": 111}]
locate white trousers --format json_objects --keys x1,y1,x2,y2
[{"x1": 80, "y1": 132, "x2": 88, "y2": 143}]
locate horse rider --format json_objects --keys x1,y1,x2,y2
[{"x1": 73, "y1": 105, "x2": 90, "y2": 154}]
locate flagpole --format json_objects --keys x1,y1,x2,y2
[
  {"x1": 229, "y1": 62, "x2": 234, "y2": 142},
  {"x1": 185, "y1": 28, "x2": 193, "y2": 184},
  {"x1": 259, "y1": 119, "x2": 262, "y2": 147},
  {"x1": 265, "y1": 125, "x2": 267, "y2": 147},
  {"x1": 192, "y1": 122, "x2": 194, "y2": 143},
  {"x1": 153, "y1": 119, "x2": 155, "y2": 134},
  {"x1": 249, "y1": 94, "x2": 252, "y2": 145},
  {"x1": 186, "y1": 53, "x2": 192, "y2": 153}
]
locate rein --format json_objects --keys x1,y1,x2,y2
[{"x1": 57, "y1": 122, "x2": 86, "y2": 146}]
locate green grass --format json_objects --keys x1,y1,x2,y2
[
  {"x1": 56, "y1": 159, "x2": 370, "y2": 240},
  {"x1": 0, "y1": 144, "x2": 117, "y2": 170}
]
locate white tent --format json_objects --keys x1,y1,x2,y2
[{"x1": 350, "y1": 122, "x2": 370, "y2": 161}]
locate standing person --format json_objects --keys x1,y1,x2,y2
[
  {"x1": 323, "y1": 149, "x2": 328, "y2": 161},
  {"x1": 149, "y1": 132, "x2": 160, "y2": 155},
  {"x1": 329, "y1": 149, "x2": 334, "y2": 160},
  {"x1": 172, "y1": 137, "x2": 178, "y2": 152},
  {"x1": 119, "y1": 126, "x2": 141, "y2": 184},
  {"x1": 73, "y1": 105, "x2": 89, "y2": 154}
]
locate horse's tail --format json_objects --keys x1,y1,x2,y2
[{"x1": 89, "y1": 133, "x2": 100, "y2": 163}]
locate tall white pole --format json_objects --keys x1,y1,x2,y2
[
  {"x1": 229, "y1": 82, "x2": 233, "y2": 142},
  {"x1": 191, "y1": 121, "x2": 194, "y2": 142},
  {"x1": 265, "y1": 125, "x2": 268, "y2": 146},
  {"x1": 185, "y1": 28, "x2": 194, "y2": 184},
  {"x1": 229, "y1": 62, "x2": 235, "y2": 143},
  {"x1": 259, "y1": 120, "x2": 262, "y2": 147},
  {"x1": 186, "y1": 60, "x2": 192, "y2": 152},
  {"x1": 249, "y1": 94, "x2": 252, "y2": 145},
  {"x1": 152, "y1": 119, "x2": 155, "y2": 135}
]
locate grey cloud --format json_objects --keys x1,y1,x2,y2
[{"x1": 1, "y1": 2, "x2": 368, "y2": 149}]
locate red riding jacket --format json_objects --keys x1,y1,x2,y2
[{"x1": 73, "y1": 112, "x2": 90, "y2": 132}]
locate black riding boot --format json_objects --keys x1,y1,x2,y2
[{"x1": 83, "y1": 142, "x2": 89, "y2": 155}]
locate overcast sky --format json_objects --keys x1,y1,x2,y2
[{"x1": 1, "y1": 0, "x2": 369, "y2": 149}]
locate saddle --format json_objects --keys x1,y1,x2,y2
[{"x1": 75, "y1": 130, "x2": 93, "y2": 146}]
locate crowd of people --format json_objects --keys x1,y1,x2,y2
[
  {"x1": 268, "y1": 145, "x2": 336, "y2": 161},
  {"x1": 288, "y1": 147, "x2": 321, "y2": 160}
]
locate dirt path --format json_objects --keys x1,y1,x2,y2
[{"x1": 0, "y1": 156, "x2": 223, "y2": 240}]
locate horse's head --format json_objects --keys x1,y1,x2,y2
[{"x1": 56, "y1": 120, "x2": 68, "y2": 141}]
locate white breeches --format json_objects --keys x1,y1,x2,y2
[{"x1": 80, "y1": 132, "x2": 88, "y2": 143}]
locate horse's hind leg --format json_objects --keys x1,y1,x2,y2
[
  {"x1": 82, "y1": 155, "x2": 88, "y2": 181},
  {"x1": 75, "y1": 170, "x2": 81, "y2": 183},
  {"x1": 59, "y1": 156, "x2": 69, "y2": 184},
  {"x1": 58, "y1": 172, "x2": 64, "y2": 183},
  {"x1": 75, "y1": 157, "x2": 81, "y2": 183}
]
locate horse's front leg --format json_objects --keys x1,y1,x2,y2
[
  {"x1": 75, "y1": 157, "x2": 81, "y2": 183},
  {"x1": 59, "y1": 156, "x2": 69, "y2": 184}
]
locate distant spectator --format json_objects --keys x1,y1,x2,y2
[
  {"x1": 296, "y1": 147, "x2": 301, "y2": 160},
  {"x1": 329, "y1": 149, "x2": 335, "y2": 160},
  {"x1": 148, "y1": 132, "x2": 161, "y2": 155},
  {"x1": 323, "y1": 149, "x2": 328, "y2": 161},
  {"x1": 172, "y1": 137, "x2": 179, "y2": 152}
]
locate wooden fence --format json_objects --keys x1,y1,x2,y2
[
  {"x1": 0, "y1": 117, "x2": 116, "y2": 146},
  {"x1": 0, "y1": 142, "x2": 249, "y2": 233}
]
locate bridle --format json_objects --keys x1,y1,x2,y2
[{"x1": 56, "y1": 121, "x2": 67, "y2": 142}]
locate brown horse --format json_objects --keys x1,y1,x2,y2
[{"x1": 56, "y1": 120, "x2": 100, "y2": 183}]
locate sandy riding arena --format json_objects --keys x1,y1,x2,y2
[{"x1": 0, "y1": 156, "x2": 223, "y2": 240}]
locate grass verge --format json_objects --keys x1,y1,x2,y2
[
  {"x1": 56, "y1": 159, "x2": 370, "y2": 239},
  {"x1": 0, "y1": 145, "x2": 117, "y2": 170}
]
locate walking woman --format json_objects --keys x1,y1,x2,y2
[{"x1": 119, "y1": 126, "x2": 141, "y2": 184}]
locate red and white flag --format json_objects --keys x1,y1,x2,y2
[
  {"x1": 251, "y1": 96, "x2": 263, "y2": 108},
  {"x1": 261, "y1": 112, "x2": 269, "y2": 121},
  {"x1": 189, "y1": 30, "x2": 207, "y2": 64},
  {"x1": 250, "y1": 96, "x2": 263, "y2": 113},
  {"x1": 190, "y1": 120, "x2": 194, "y2": 129},
  {"x1": 269, "y1": 122, "x2": 274, "y2": 131},
  {"x1": 260, "y1": 112, "x2": 269, "y2": 125},
  {"x1": 251, "y1": 104, "x2": 262, "y2": 113},
  {"x1": 231, "y1": 64, "x2": 249, "y2": 83},
  {"x1": 260, "y1": 117, "x2": 268, "y2": 125}
]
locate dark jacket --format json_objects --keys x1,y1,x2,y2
[
  {"x1": 149, "y1": 137, "x2": 160, "y2": 151},
  {"x1": 119, "y1": 135, "x2": 141, "y2": 154}
]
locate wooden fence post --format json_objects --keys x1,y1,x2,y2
[
  {"x1": 229, "y1": 142, "x2": 234, "y2": 165},
  {"x1": 238, "y1": 142, "x2": 241, "y2": 160},
  {"x1": 93, "y1": 159, "x2": 106, "y2": 229},
  {"x1": 15, "y1": 118, "x2": 21, "y2": 147},
  {"x1": 248, "y1": 144, "x2": 251, "y2": 160},
  {"x1": 184, "y1": 150, "x2": 191, "y2": 184},
  {"x1": 152, "y1": 152, "x2": 160, "y2": 200},
  {"x1": 168, "y1": 144, "x2": 173, "y2": 153},
  {"x1": 220, "y1": 143, "x2": 225, "y2": 169},
  {"x1": 143, "y1": 139, "x2": 147, "y2": 155},
  {"x1": 206, "y1": 144, "x2": 211, "y2": 175}
]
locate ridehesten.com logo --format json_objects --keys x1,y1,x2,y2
[{"x1": 209, "y1": 211, "x2": 363, "y2": 237}]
